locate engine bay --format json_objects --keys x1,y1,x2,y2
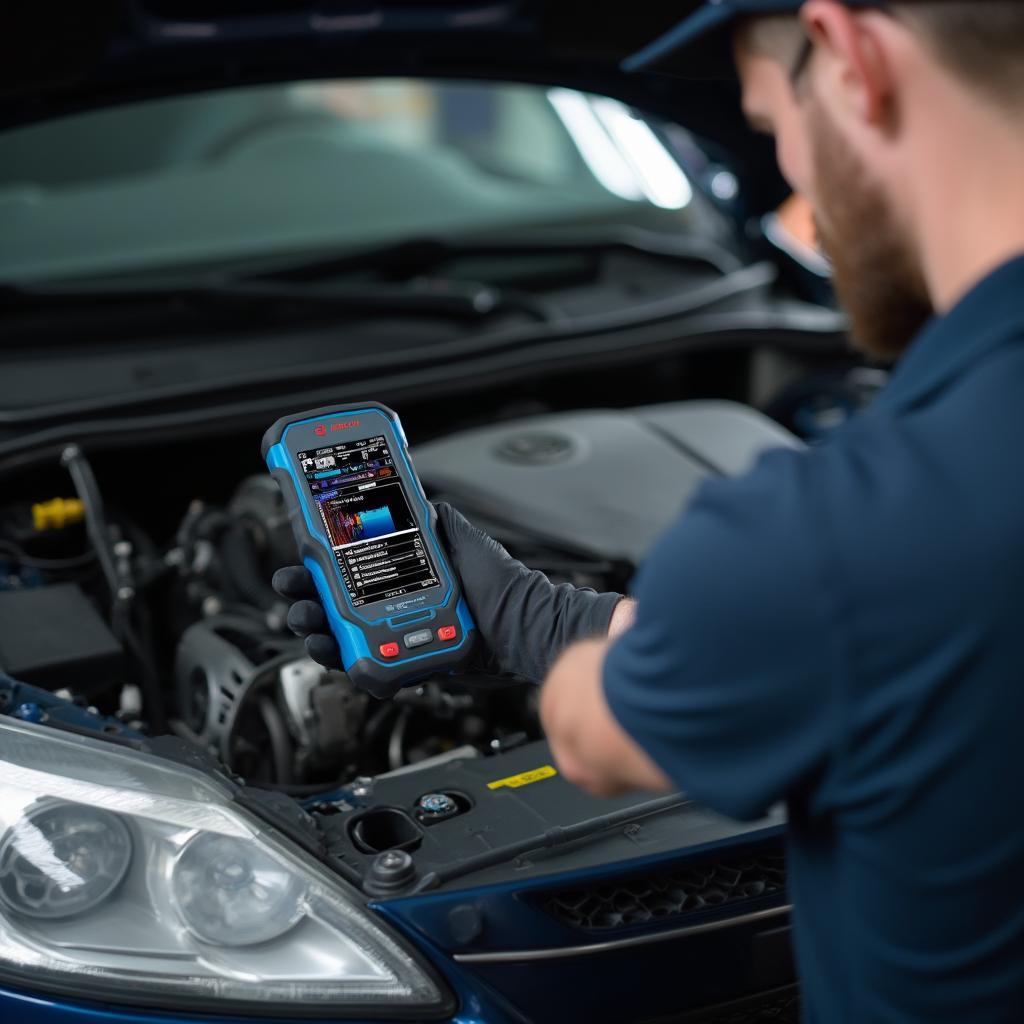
[{"x1": 0, "y1": 400, "x2": 797, "y2": 895}]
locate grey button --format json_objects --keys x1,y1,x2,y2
[{"x1": 404, "y1": 629, "x2": 433, "y2": 649}]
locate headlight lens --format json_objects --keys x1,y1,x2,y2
[
  {"x1": 0, "y1": 803, "x2": 131, "y2": 920},
  {"x1": 0, "y1": 717, "x2": 445, "y2": 1014},
  {"x1": 172, "y1": 833, "x2": 304, "y2": 946}
]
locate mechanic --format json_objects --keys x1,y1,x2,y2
[{"x1": 275, "y1": 2, "x2": 1024, "y2": 1019}]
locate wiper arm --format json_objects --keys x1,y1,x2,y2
[
  {"x1": 0, "y1": 276, "x2": 561, "y2": 323},
  {"x1": 412, "y1": 792, "x2": 692, "y2": 891}
]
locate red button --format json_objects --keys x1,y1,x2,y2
[
  {"x1": 379, "y1": 642, "x2": 400, "y2": 658},
  {"x1": 437, "y1": 625, "x2": 457, "y2": 642}
]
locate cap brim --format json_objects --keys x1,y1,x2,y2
[{"x1": 621, "y1": 4, "x2": 739, "y2": 79}]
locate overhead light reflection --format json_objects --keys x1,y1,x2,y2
[
  {"x1": 591, "y1": 98, "x2": 693, "y2": 210},
  {"x1": 547, "y1": 88, "x2": 644, "y2": 202}
]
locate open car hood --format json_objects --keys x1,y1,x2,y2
[{"x1": 1, "y1": 0, "x2": 787, "y2": 215}]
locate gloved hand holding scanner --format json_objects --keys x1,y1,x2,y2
[{"x1": 267, "y1": 401, "x2": 627, "y2": 695}]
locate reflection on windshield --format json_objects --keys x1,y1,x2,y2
[
  {"x1": 0, "y1": 79, "x2": 706, "y2": 284},
  {"x1": 548, "y1": 89, "x2": 691, "y2": 210}
]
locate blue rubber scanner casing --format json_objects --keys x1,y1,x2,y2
[{"x1": 262, "y1": 402, "x2": 475, "y2": 698}]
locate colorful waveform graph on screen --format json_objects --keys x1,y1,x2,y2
[
  {"x1": 356, "y1": 506, "x2": 396, "y2": 541},
  {"x1": 323, "y1": 503, "x2": 397, "y2": 546}
]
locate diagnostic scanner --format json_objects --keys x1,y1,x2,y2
[{"x1": 262, "y1": 402, "x2": 475, "y2": 698}]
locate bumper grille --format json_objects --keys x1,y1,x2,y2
[
  {"x1": 687, "y1": 988, "x2": 800, "y2": 1023},
  {"x1": 541, "y1": 852, "x2": 786, "y2": 932}
]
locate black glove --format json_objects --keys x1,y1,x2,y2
[{"x1": 272, "y1": 502, "x2": 622, "y2": 685}]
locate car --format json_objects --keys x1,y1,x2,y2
[{"x1": 0, "y1": 4, "x2": 876, "y2": 1023}]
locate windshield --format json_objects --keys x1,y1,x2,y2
[{"x1": 0, "y1": 78, "x2": 724, "y2": 285}]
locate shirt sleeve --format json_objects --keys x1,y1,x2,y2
[{"x1": 603, "y1": 446, "x2": 840, "y2": 821}]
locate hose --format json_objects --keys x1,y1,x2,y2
[
  {"x1": 61, "y1": 444, "x2": 168, "y2": 733},
  {"x1": 257, "y1": 696, "x2": 294, "y2": 785},
  {"x1": 60, "y1": 445, "x2": 119, "y2": 600}
]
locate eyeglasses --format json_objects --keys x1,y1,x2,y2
[
  {"x1": 788, "y1": 35, "x2": 814, "y2": 87},
  {"x1": 787, "y1": 3, "x2": 895, "y2": 88}
]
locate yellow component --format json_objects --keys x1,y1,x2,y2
[
  {"x1": 487, "y1": 765, "x2": 558, "y2": 791},
  {"x1": 32, "y1": 498, "x2": 85, "y2": 532}
]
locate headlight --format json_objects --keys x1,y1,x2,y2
[
  {"x1": 0, "y1": 803, "x2": 132, "y2": 920},
  {"x1": 172, "y1": 833, "x2": 305, "y2": 946},
  {"x1": 0, "y1": 717, "x2": 447, "y2": 1016}
]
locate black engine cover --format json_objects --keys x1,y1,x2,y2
[{"x1": 414, "y1": 401, "x2": 800, "y2": 565}]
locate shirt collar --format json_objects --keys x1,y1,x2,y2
[{"x1": 875, "y1": 252, "x2": 1024, "y2": 412}]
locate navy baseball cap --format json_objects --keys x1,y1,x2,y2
[{"x1": 622, "y1": 0, "x2": 883, "y2": 78}]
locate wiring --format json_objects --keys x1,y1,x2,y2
[{"x1": 0, "y1": 539, "x2": 96, "y2": 571}]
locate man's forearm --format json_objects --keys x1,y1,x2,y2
[{"x1": 540, "y1": 635, "x2": 672, "y2": 798}]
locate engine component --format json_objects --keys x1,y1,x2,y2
[
  {"x1": 414, "y1": 790, "x2": 470, "y2": 826},
  {"x1": 173, "y1": 476, "x2": 296, "y2": 625},
  {"x1": 417, "y1": 792, "x2": 458, "y2": 819},
  {"x1": 350, "y1": 807, "x2": 423, "y2": 856},
  {"x1": 173, "y1": 618, "x2": 306, "y2": 782},
  {"x1": 414, "y1": 400, "x2": 800, "y2": 567},
  {"x1": 312, "y1": 738, "x2": 719, "y2": 894},
  {"x1": 173, "y1": 619, "x2": 370, "y2": 786},
  {"x1": 365, "y1": 849, "x2": 417, "y2": 896},
  {"x1": 279, "y1": 656, "x2": 323, "y2": 748},
  {"x1": 31, "y1": 498, "x2": 85, "y2": 533},
  {"x1": 0, "y1": 583, "x2": 123, "y2": 693},
  {"x1": 227, "y1": 475, "x2": 299, "y2": 576},
  {"x1": 279, "y1": 659, "x2": 371, "y2": 780},
  {"x1": 174, "y1": 620, "x2": 256, "y2": 751}
]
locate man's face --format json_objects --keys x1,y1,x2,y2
[{"x1": 736, "y1": 28, "x2": 933, "y2": 360}]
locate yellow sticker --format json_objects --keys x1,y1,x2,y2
[{"x1": 487, "y1": 765, "x2": 558, "y2": 791}]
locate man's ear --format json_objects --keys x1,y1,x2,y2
[{"x1": 799, "y1": 0, "x2": 895, "y2": 127}]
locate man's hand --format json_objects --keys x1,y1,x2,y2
[
  {"x1": 272, "y1": 502, "x2": 625, "y2": 684},
  {"x1": 540, "y1": 638, "x2": 672, "y2": 797}
]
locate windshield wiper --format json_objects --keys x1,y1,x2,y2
[
  {"x1": 411, "y1": 792, "x2": 692, "y2": 891},
  {"x1": 238, "y1": 227, "x2": 743, "y2": 282},
  {"x1": 0, "y1": 276, "x2": 562, "y2": 324},
  {"x1": 0, "y1": 228, "x2": 741, "y2": 327}
]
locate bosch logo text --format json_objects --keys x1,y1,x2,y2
[{"x1": 314, "y1": 419, "x2": 360, "y2": 436}]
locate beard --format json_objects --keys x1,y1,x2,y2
[{"x1": 806, "y1": 101, "x2": 933, "y2": 361}]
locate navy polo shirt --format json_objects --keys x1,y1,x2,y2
[{"x1": 604, "y1": 254, "x2": 1024, "y2": 1023}]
